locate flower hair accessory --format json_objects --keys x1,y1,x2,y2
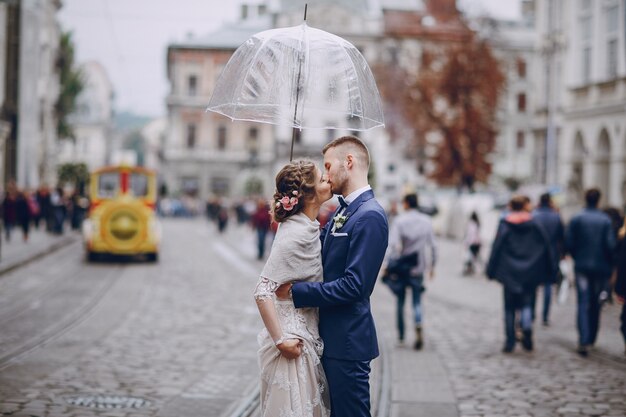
[{"x1": 276, "y1": 190, "x2": 299, "y2": 211}]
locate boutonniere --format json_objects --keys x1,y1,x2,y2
[{"x1": 332, "y1": 213, "x2": 349, "y2": 233}]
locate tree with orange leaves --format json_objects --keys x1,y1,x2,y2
[{"x1": 378, "y1": 29, "x2": 505, "y2": 191}]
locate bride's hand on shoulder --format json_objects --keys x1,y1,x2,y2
[{"x1": 277, "y1": 338, "x2": 303, "y2": 359}]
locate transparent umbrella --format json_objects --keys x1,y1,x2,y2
[{"x1": 206, "y1": 17, "x2": 384, "y2": 160}]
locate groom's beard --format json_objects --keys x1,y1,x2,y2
[{"x1": 331, "y1": 168, "x2": 349, "y2": 196}]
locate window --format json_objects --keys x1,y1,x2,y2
[
  {"x1": 517, "y1": 58, "x2": 526, "y2": 79},
  {"x1": 182, "y1": 177, "x2": 199, "y2": 196},
  {"x1": 327, "y1": 77, "x2": 337, "y2": 103},
  {"x1": 326, "y1": 126, "x2": 334, "y2": 143},
  {"x1": 248, "y1": 127, "x2": 258, "y2": 151},
  {"x1": 543, "y1": 62, "x2": 552, "y2": 106},
  {"x1": 579, "y1": 4, "x2": 593, "y2": 84},
  {"x1": 294, "y1": 128, "x2": 302, "y2": 144},
  {"x1": 98, "y1": 172, "x2": 119, "y2": 198},
  {"x1": 217, "y1": 126, "x2": 226, "y2": 150},
  {"x1": 186, "y1": 124, "x2": 196, "y2": 149},
  {"x1": 188, "y1": 75, "x2": 197, "y2": 96},
  {"x1": 517, "y1": 93, "x2": 527, "y2": 113},
  {"x1": 580, "y1": 0, "x2": 591, "y2": 12},
  {"x1": 606, "y1": 5, "x2": 619, "y2": 32},
  {"x1": 211, "y1": 177, "x2": 229, "y2": 195},
  {"x1": 582, "y1": 47, "x2": 591, "y2": 82},
  {"x1": 547, "y1": 0, "x2": 555, "y2": 30},
  {"x1": 607, "y1": 39, "x2": 618, "y2": 78},
  {"x1": 516, "y1": 131, "x2": 525, "y2": 149},
  {"x1": 130, "y1": 173, "x2": 148, "y2": 197},
  {"x1": 605, "y1": 5, "x2": 619, "y2": 79}
]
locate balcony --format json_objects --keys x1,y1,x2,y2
[{"x1": 166, "y1": 94, "x2": 211, "y2": 109}]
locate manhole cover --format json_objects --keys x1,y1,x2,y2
[{"x1": 65, "y1": 394, "x2": 151, "y2": 409}]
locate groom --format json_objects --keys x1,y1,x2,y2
[{"x1": 277, "y1": 135, "x2": 389, "y2": 417}]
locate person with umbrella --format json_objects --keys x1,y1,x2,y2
[
  {"x1": 277, "y1": 136, "x2": 389, "y2": 417},
  {"x1": 209, "y1": 11, "x2": 386, "y2": 415},
  {"x1": 253, "y1": 159, "x2": 332, "y2": 416}
]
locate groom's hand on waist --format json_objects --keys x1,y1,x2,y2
[{"x1": 276, "y1": 283, "x2": 293, "y2": 300}]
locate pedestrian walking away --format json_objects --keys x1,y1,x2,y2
[
  {"x1": 614, "y1": 217, "x2": 626, "y2": 356},
  {"x1": 532, "y1": 192, "x2": 565, "y2": 326},
  {"x1": 384, "y1": 192, "x2": 437, "y2": 349},
  {"x1": 250, "y1": 199, "x2": 272, "y2": 260},
  {"x1": 462, "y1": 211, "x2": 482, "y2": 276},
  {"x1": 487, "y1": 195, "x2": 555, "y2": 354},
  {"x1": 565, "y1": 188, "x2": 616, "y2": 357}
]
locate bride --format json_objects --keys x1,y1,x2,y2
[{"x1": 253, "y1": 160, "x2": 332, "y2": 417}]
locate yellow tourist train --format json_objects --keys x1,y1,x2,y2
[{"x1": 82, "y1": 165, "x2": 161, "y2": 262}]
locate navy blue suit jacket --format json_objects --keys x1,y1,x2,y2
[{"x1": 291, "y1": 189, "x2": 389, "y2": 361}]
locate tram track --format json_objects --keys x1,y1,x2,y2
[
  {"x1": 0, "y1": 243, "x2": 81, "y2": 325},
  {"x1": 0, "y1": 259, "x2": 123, "y2": 371}
]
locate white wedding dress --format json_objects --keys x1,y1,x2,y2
[{"x1": 253, "y1": 213, "x2": 330, "y2": 417}]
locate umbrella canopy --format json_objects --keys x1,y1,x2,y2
[{"x1": 207, "y1": 22, "x2": 384, "y2": 132}]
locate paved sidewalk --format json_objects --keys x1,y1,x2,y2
[
  {"x1": 202, "y1": 219, "x2": 626, "y2": 417},
  {"x1": 218, "y1": 221, "x2": 460, "y2": 417},
  {"x1": 0, "y1": 227, "x2": 79, "y2": 276}
]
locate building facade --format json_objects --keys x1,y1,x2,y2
[
  {"x1": 164, "y1": 11, "x2": 275, "y2": 200},
  {"x1": 17, "y1": 0, "x2": 62, "y2": 188},
  {"x1": 532, "y1": 0, "x2": 626, "y2": 209},
  {"x1": 61, "y1": 61, "x2": 114, "y2": 171},
  {"x1": 481, "y1": 5, "x2": 537, "y2": 188},
  {"x1": 164, "y1": 0, "x2": 550, "y2": 205}
]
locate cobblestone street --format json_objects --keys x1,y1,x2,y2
[
  {"x1": 0, "y1": 218, "x2": 624, "y2": 417},
  {"x1": 407, "y1": 239, "x2": 626, "y2": 417}
]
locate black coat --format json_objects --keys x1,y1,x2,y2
[
  {"x1": 487, "y1": 214, "x2": 556, "y2": 293},
  {"x1": 615, "y1": 237, "x2": 626, "y2": 298},
  {"x1": 533, "y1": 206, "x2": 565, "y2": 283}
]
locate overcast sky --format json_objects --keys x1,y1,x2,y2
[{"x1": 58, "y1": 0, "x2": 522, "y2": 117}]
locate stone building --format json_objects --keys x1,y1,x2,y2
[
  {"x1": 164, "y1": 9, "x2": 276, "y2": 200},
  {"x1": 479, "y1": 4, "x2": 537, "y2": 188},
  {"x1": 164, "y1": 0, "x2": 549, "y2": 205},
  {"x1": 0, "y1": 0, "x2": 62, "y2": 189},
  {"x1": 533, "y1": 0, "x2": 626, "y2": 209},
  {"x1": 61, "y1": 61, "x2": 114, "y2": 171},
  {"x1": 17, "y1": 0, "x2": 62, "y2": 188}
]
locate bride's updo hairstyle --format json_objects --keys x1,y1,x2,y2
[{"x1": 271, "y1": 159, "x2": 317, "y2": 223}]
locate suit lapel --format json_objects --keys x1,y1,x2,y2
[{"x1": 343, "y1": 189, "x2": 374, "y2": 219}]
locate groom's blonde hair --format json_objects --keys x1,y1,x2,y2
[{"x1": 322, "y1": 136, "x2": 370, "y2": 169}]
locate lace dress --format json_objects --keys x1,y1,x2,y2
[{"x1": 253, "y1": 213, "x2": 330, "y2": 417}]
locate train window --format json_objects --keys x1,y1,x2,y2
[
  {"x1": 130, "y1": 173, "x2": 149, "y2": 197},
  {"x1": 98, "y1": 173, "x2": 119, "y2": 198}
]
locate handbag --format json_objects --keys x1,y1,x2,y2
[
  {"x1": 557, "y1": 259, "x2": 571, "y2": 305},
  {"x1": 386, "y1": 252, "x2": 419, "y2": 276},
  {"x1": 381, "y1": 252, "x2": 419, "y2": 296}
]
